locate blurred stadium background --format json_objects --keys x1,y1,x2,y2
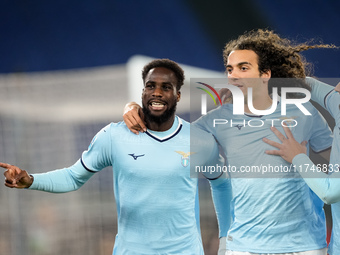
[{"x1": 0, "y1": 1, "x2": 339, "y2": 254}]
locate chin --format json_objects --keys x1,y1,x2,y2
[{"x1": 143, "y1": 104, "x2": 177, "y2": 125}]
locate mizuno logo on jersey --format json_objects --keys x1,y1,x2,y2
[
  {"x1": 175, "y1": 151, "x2": 195, "y2": 167},
  {"x1": 235, "y1": 124, "x2": 243, "y2": 130},
  {"x1": 128, "y1": 153, "x2": 145, "y2": 160}
]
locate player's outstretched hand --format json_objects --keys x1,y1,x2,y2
[
  {"x1": 123, "y1": 102, "x2": 146, "y2": 134},
  {"x1": 0, "y1": 162, "x2": 33, "y2": 189},
  {"x1": 262, "y1": 126, "x2": 308, "y2": 163}
]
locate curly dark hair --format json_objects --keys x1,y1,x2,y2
[
  {"x1": 223, "y1": 29, "x2": 337, "y2": 96},
  {"x1": 142, "y1": 59, "x2": 185, "y2": 91}
]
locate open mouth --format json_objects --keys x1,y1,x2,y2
[{"x1": 149, "y1": 101, "x2": 166, "y2": 110}]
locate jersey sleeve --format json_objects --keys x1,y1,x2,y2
[
  {"x1": 306, "y1": 77, "x2": 334, "y2": 109},
  {"x1": 28, "y1": 159, "x2": 95, "y2": 193},
  {"x1": 307, "y1": 77, "x2": 340, "y2": 123},
  {"x1": 308, "y1": 107, "x2": 333, "y2": 153},
  {"x1": 193, "y1": 105, "x2": 234, "y2": 145},
  {"x1": 192, "y1": 110, "x2": 218, "y2": 136},
  {"x1": 191, "y1": 119, "x2": 232, "y2": 237},
  {"x1": 293, "y1": 153, "x2": 340, "y2": 204},
  {"x1": 209, "y1": 175, "x2": 232, "y2": 238},
  {"x1": 190, "y1": 125, "x2": 224, "y2": 179},
  {"x1": 325, "y1": 91, "x2": 340, "y2": 120},
  {"x1": 28, "y1": 124, "x2": 113, "y2": 193},
  {"x1": 81, "y1": 124, "x2": 113, "y2": 172}
]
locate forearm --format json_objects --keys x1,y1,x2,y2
[
  {"x1": 293, "y1": 153, "x2": 340, "y2": 204},
  {"x1": 28, "y1": 160, "x2": 95, "y2": 193}
]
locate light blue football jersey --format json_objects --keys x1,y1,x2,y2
[
  {"x1": 318, "y1": 88, "x2": 340, "y2": 255},
  {"x1": 293, "y1": 78, "x2": 340, "y2": 255},
  {"x1": 193, "y1": 99, "x2": 333, "y2": 253},
  {"x1": 30, "y1": 116, "x2": 222, "y2": 254}
]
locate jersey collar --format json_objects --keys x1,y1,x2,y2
[{"x1": 145, "y1": 116, "x2": 183, "y2": 142}]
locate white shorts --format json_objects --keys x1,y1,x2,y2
[
  {"x1": 218, "y1": 236, "x2": 327, "y2": 255},
  {"x1": 224, "y1": 248, "x2": 327, "y2": 255}
]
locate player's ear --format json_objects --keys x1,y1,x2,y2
[
  {"x1": 261, "y1": 69, "x2": 271, "y2": 82},
  {"x1": 177, "y1": 90, "x2": 181, "y2": 102}
]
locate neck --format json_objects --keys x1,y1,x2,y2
[{"x1": 146, "y1": 115, "x2": 176, "y2": 132}]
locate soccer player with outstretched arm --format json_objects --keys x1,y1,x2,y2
[{"x1": 1, "y1": 59, "x2": 230, "y2": 254}]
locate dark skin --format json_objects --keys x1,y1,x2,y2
[
  {"x1": 1, "y1": 162, "x2": 33, "y2": 188},
  {"x1": 130, "y1": 67, "x2": 180, "y2": 132},
  {"x1": 123, "y1": 49, "x2": 272, "y2": 133},
  {"x1": 1, "y1": 67, "x2": 181, "y2": 185}
]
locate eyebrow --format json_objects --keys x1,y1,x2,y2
[
  {"x1": 145, "y1": 81, "x2": 175, "y2": 88},
  {"x1": 146, "y1": 80, "x2": 173, "y2": 85},
  {"x1": 226, "y1": 62, "x2": 253, "y2": 68}
]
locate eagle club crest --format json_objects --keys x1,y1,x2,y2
[
  {"x1": 175, "y1": 151, "x2": 195, "y2": 167},
  {"x1": 279, "y1": 116, "x2": 298, "y2": 130}
]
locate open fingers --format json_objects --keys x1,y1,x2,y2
[
  {"x1": 262, "y1": 137, "x2": 282, "y2": 150},
  {"x1": 269, "y1": 126, "x2": 287, "y2": 142},
  {"x1": 262, "y1": 137, "x2": 284, "y2": 156},
  {"x1": 282, "y1": 126, "x2": 294, "y2": 140},
  {"x1": 264, "y1": 149, "x2": 283, "y2": 156}
]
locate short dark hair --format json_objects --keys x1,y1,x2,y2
[{"x1": 142, "y1": 59, "x2": 185, "y2": 91}]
